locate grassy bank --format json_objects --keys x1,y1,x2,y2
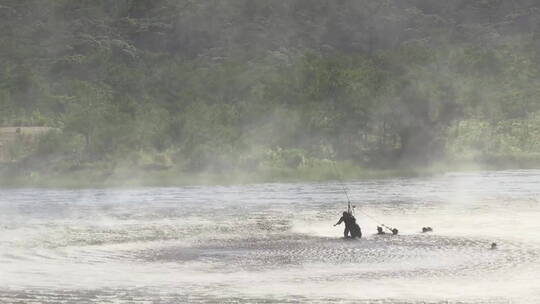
[
  {"x1": 2, "y1": 156, "x2": 540, "y2": 189},
  {"x1": 0, "y1": 161, "x2": 426, "y2": 188}
]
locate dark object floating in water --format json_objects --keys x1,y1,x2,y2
[
  {"x1": 376, "y1": 226, "x2": 398, "y2": 235},
  {"x1": 422, "y1": 227, "x2": 433, "y2": 233},
  {"x1": 490, "y1": 242, "x2": 497, "y2": 250}
]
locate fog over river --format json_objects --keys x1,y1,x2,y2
[{"x1": 2, "y1": 170, "x2": 540, "y2": 303}]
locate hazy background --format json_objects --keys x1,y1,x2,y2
[{"x1": 1, "y1": 0, "x2": 540, "y2": 186}]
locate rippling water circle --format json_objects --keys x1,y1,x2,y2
[{"x1": 1, "y1": 170, "x2": 540, "y2": 303}]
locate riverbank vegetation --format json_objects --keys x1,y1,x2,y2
[{"x1": 1, "y1": 1, "x2": 540, "y2": 186}]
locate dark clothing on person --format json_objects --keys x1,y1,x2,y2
[
  {"x1": 335, "y1": 214, "x2": 351, "y2": 238},
  {"x1": 335, "y1": 212, "x2": 361, "y2": 238},
  {"x1": 350, "y1": 222, "x2": 362, "y2": 238},
  {"x1": 343, "y1": 226, "x2": 350, "y2": 238}
]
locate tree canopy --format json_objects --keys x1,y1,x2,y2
[{"x1": 2, "y1": 0, "x2": 540, "y2": 183}]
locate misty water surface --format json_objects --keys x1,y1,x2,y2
[{"x1": 1, "y1": 170, "x2": 540, "y2": 303}]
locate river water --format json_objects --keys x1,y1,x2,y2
[{"x1": 1, "y1": 170, "x2": 540, "y2": 303}]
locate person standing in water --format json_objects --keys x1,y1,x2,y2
[
  {"x1": 348, "y1": 214, "x2": 362, "y2": 238},
  {"x1": 334, "y1": 211, "x2": 352, "y2": 238},
  {"x1": 334, "y1": 211, "x2": 361, "y2": 238}
]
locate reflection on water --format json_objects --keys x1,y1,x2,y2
[{"x1": 1, "y1": 170, "x2": 540, "y2": 303}]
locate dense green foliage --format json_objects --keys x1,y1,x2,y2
[{"x1": 1, "y1": 0, "x2": 540, "y2": 185}]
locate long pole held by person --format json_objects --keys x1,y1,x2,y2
[{"x1": 331, "y1": 161, "x2": 398, "y2": 235}]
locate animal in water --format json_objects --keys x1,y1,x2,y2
[
  {"x1": 490, "y1": 242, "x2": 497, "y2": 250},
  {"x1": 334, "y1": 211, "x2": 362, "y2": 239},
  {"x1": 422, "y1": 227, "x2": 433, "y2": 233},
  {"x1": 376, "y1": 226, "x2": 398, "y2": 235}
]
